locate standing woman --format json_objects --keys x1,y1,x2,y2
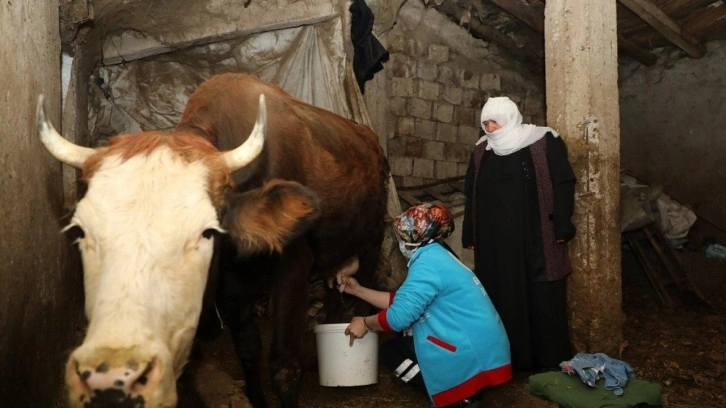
[{"x1": 462, "y1": 96, "x2": 577, "y2": 371}]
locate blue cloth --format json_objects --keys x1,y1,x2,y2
[
  {"x1": 705, "y1": 243, "x2": 726, "y2": 259},
  {"x1": 560, "y1": 352, "x2": 635, "y2": 396},
  {"x1": 381, "y1": 243, "x2": 512, "y2": 406}
]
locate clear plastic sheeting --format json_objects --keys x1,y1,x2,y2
[
  {"x1": 620, "y1": 181, "x2": 663, "y2": 233},
  {"x1": 89, "y1": 17, "x2": 348, "y2": 141},
  {"x1": 654, "y1": 193, "x2": 697, "y2": 248}
]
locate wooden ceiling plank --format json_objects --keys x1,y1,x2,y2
[
  {"x1": 467, "y1": 16, "x2": 545, "y2": 72},
  {"x1": 617, "y1": 0, "x2": 707, "y2": 58},
  {"x1": 492, "y1": 0, "x2": 656, "y2": 65},
  {"x1": 490, "y1": 0, "x2": 545, "y2": 32},
  {"x1": 435, "y1": 1, "x2": 545, "y2": 72},
  {"x1": 682, "y1": 2, "x2": 726, "y2": 38},
  {"x1": 617, "y1": 34, "x2": 657, "y2": 64}
]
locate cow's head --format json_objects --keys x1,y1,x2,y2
[{"x1": 37, "y1": 96, "x2": 270, "y2": 407}]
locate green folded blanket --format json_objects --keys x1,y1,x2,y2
[{"x1": 528, "y1": 372, "x2": 662, "y2": 408}]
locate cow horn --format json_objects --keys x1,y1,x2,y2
[
  {"x1": 223, "y1": 94, "x2": 267, "y2": 172},
  {"x1": 37, "y1": 95, "x2": 95, "y2": 169}
]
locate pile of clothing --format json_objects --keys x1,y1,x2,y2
[
  {"x1": 528, "y1": 353, "x2": 663, "y2": 408},
  {"x1": 560, "y1": 352, "x2": 635, "y2": 395}
]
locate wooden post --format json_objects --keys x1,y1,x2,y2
[{"x1": 544, "y1": 0, "x2": 623, "y2": 355}]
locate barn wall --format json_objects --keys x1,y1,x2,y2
[
  {"x1": 620, "y1": 40, "x2": 726, "y2": 231},
  {"x1": 0, "y1": 2, "x2": 84, "y2": 406},
  {"x1": 385, "y1": 0, "x2": 546, "y2": 188}
]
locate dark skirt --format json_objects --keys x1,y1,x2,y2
[{"x1": 472, "y1": 148, "x2": 571, "y2": 370}]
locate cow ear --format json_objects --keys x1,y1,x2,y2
[{"x1": 223, "y1": 179, "x2": 320, "y2": 256}]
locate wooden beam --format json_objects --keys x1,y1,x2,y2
[
  {"x1": 434, "y1": 2, "x2": 544, "y2": 72},
  {"x1": 491, "y1": 0, "x2": 656, "y2": 65},
  {"x1": 617, "y1": 0, "x2": 706, "y2": 58},
  {"x1": 682, "y1": 1, "x2": 726, "y2": 39},
  {"x1": 468, "y1": 17, "x2": 544, "y2": 67},
  {"x1": 490, "y1": 0, "x2": 545, "y2": 32},
  {"x1": 617, "y1": 34, "x2": 657, "y2": 65}
]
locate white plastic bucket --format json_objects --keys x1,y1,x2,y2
[{"x1": 314, "y1": 323, "x2": 379, "y2": 387}]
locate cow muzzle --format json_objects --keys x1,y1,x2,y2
[{"x1": 66, "y1": 346, "x2": 176, "y2": 408}]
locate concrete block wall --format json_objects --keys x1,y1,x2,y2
[
  {"x1": 619, "y1": 41, "x2": 726, "y2": 231},
  {"x1": 386, "y1": 1, "x2": 546, "y2": 188}
]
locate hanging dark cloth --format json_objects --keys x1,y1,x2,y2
[{"x1": 349, "y1": 0, "x2": 389, "y2": 94}]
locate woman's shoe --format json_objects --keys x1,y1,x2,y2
[{"x1": 453, "y1": 398, "x2": 481, "y2": 408}]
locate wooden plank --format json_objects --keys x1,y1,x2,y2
[
  {"x1": 624, "y1": 231, "x2": 674, "y2": 307},
  {"x1": 618, "y1": 0, "x2": 706, "y2": 58},
  {"x1": 644, "y1": 224, "x2": 711, "y2": 307},
  {"x1": 397, "y1": 178, "x2": 469, "y2": 211},
  {"x1": 396, "y1": 176, "x2": 465, "y2": 191},
  {"x1": 450, "y1": 182, "x2": 466, "y2": 194},
  {"x1": 397, "y1": 191, "x2": 422, "y2": 207},
  {"x1": 682, "y1": 1, "x2": 726, "y2": 38},
  {"x1": 468, "y1": 18, "x2": 544, "y2": 72},
  {"x1": 490, "y1": 0, "x2": 545, "y2": 33},
  {"x1": 643, "y1": 225, "x2": 685, "y2": 287},
  {"x1": 433, "y1": 1, "x2": 544, "y2": 72},
  {"x1": 617, "y1": 34, "x2": 657, "y2": 65},
  {"x1": 492, "y1": 0, "x2": 656, "y2": 65},
  {"x1": 422, "y1": 187, "x2": 450, "y2": 203}
]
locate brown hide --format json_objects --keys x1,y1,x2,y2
[
  {"x1": 222, "y1": 179, "x2": 321, "y2": 256},
  {"x1": 178, "y1": 73, "x2": 388, "y2": 408},
  {"x1": 178, "y1": 73, "x2": 389, "y2": 275}
]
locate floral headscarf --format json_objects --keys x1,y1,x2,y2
[{"x1": 393, "y1": 203, "x2": 455, "y2": 245}]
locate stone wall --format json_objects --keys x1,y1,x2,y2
[
  {"x1": 384, "y1": 1, "x2": 546, "y2": 188},
  {"x1": 0, "y1": 1, "x2": 84, "y2": 406},
  {"x1": 619, "y1": 40, "x2": 726, "y2": 231}
]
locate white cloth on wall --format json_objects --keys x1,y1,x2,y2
[{"x1": 655, "y1": 194, "x2": 697, "y2": 248}]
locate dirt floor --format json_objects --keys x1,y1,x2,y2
[{"x1": 189, "y1": 222, "x2": 726, "y2": 408}]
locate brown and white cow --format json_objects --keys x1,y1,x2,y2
[{"x1": 38, "y1": 73, "x2": 389, "y2": 407}]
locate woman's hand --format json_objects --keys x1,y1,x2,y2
[
  {"x1": 337, "y1": 276, "x2": 361, "y2": 296},
  {"x1": 344, "y1": 316, "x2": 368, "y2": 346}
]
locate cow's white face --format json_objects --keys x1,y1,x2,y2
[
  {"x1": 65, "y1": 147, "x2": 221, "y2": 407},
  {"x1": 36, "y1": 94, "x2": 266, "y2": 408}
]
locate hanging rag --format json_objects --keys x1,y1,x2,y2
[{"x1": 349, "y1": 0, "x2": 390, "y2": 94}]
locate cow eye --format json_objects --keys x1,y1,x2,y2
[
  {"x1": 64, "y1": 225, "x2": 85, "y2": 242},
  {"x1": 202, "y1": 228, "x2": 218, "y2": 240}
]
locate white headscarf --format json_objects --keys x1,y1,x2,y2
[{"x1": 476, "y1": 96, "x2": 558, "y2": 156}]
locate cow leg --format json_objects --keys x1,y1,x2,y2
[
  {"x1": 228, "y1": 303, "x2": 267, "y2": 408},
  {"x1": 268, "y1": 239, "x2": 313, "y2": 408},
  {"x1": 220, "y1": 242, "x2": 273, "y2": 408},
  {"x1": 176, "y1": 370, "x2": 206, "y2": 408}
]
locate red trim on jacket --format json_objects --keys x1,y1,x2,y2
[
  {"x1": 426, "y1": 336, "x2": 457, "y2": 352},
  {"x1": 378, "y1": 291, "x2": 396, "y2": 332},
  {"x1": 431, "y1": 363, "x2": 512, "y2": 407},
  {"x1": 377, "y1": 310, "x2": 391, "y2": 331}
]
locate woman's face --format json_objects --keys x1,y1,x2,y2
[{"x1": 483, "y1": 119, "x2": 501, "y2": 133}]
